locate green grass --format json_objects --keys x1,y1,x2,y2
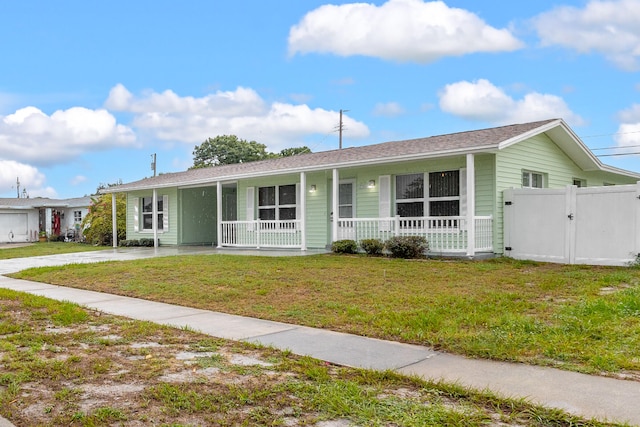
[
  {"x1": 0, "y1": 242, "x2": 105, "y2": 260},
  {"x1": 0, "y1": 288, "x2": 615, "y2": 426},
  {"x1": 12, "y1": 254, "x2": 640, "y2": 375}
]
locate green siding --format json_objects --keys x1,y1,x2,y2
[
  {"x1": 179, "y1": 187, "x2": 216, "y2": 245},
  {"x1": 126, "y1": 188, "x2": 178, "y2": 245}
]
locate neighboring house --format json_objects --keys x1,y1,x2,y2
[
  {"x1": 103, "y1": 119, "x2": 640, "y2": 256},
  {"x1": 0, "y1": 196, "x2": 92, "y2": 243}
]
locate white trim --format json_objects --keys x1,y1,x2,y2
[
  {"x1": 299, "y1": 173, "x2": 306, "y2": 250},
  {"x1": 216, "y1": 181, "x2": 222, "y2": 248}
]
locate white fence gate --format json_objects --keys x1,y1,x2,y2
[{"x1": 503, "y1": 183, "x2": 640, "y2": 266}]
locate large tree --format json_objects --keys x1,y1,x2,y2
[
  {"x1": 191, "y1": 135, "x2": 311, "y2": 169},
  {"x1": 191, "y1": 135, "x2": 272, "y2": 168}
]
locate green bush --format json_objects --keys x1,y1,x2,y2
[
  {"x1": 360, "y1": 238, "x2": 384, "y2": 256},
  {"x1": 331, "y1": 239, "x2": 358, "y2": 254},
  {"x1": 139, "y1": 238, "x2": 155, "y2": 247},
  {"x1": 384, "y1": 236, "x2": 428, "y2": 259}
]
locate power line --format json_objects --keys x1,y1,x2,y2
[
  {"x1": 597, "y1": 152, "x2": 640, "y2": 157},
  {"x1": 580, "y1": 129, "x2": 640, "y2": 139}
]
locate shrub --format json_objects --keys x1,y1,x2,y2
[
  {"x1": 360, "y1": 238, "x2": 384, "y2": 256},
  {"x1": 331, "y1": 239, "x2": 358, "y2": 254},
  {"x1": 139, "y1": 238, "x2": 155, "y2": 247},
  {"x1": 119, "y1": 239, "x2": 140, "y2": 247},
  {"x1": 384, "y1": 236, "x2": 428, "y2": 259}
]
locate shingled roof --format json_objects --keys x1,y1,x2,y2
[
  {"x1": 0, "y1": 196, "x2": 92, "y2": 209},
  {"x1": 104, "y1": 118, "x2": 625, "y2": 193}
]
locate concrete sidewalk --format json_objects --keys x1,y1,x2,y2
[{"x1": 0, "y1": 248, "x2": 639, "y2": 425}]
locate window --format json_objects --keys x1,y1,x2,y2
[
  {"x1": 258, "y1": 184, "x2": 297, "y2": 223},
  {"x1": 338, "y1": 182, "x2": 354, "y2": 218},
  {"x1": 429, "y1": 171, "x2": 460, "y2": 216},
  {"x1": 73, "y1": 210, "x2": 82, "y2": 223},
  {"x1": 522, "y1": 171, "x2": 544, "y2": 188},
  {"x1": 396, "y1": 173, "x2": 424, "y2": 217},
  {"x1": 142, "y1": 196, "x2": 164, "y2": 231},
  {"x1": 395, "y1": 171, "x2": 460, "y2": 217},
  {"x1": 573, "y1": 178, "x2": 586, "y2": 187}
]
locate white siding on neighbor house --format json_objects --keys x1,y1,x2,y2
[{"x1": 0, "y1": 210, "x2": 37, "y2": 243}]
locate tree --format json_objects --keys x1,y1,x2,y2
[
  {"x1": 278, "y1": 146, "x2": 311, "y2": 157},
  {"x1": 81, "y1": 193, "x2": 126, "y2": 246},
  {"x1": 191, "y1": 135, "x2": 272, "y2": 168},
  {"x1": 191, "y1": 135, "x2": 312, "y2": 169}
]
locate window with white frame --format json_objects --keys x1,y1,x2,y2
[
  {"x1": 396, "y1": 173, "x2": 424, "y2": 217},
  {"x1": 73, "y1": 210, "x2": 82, "y2": 223},
  {"x1": 142, "y1": 196, "x2": 164, "y2": 230},
  {"x1": 573, "y1": 178, "x2": 586, "y2": 187},
  {"x1": 522, "y1": 171, "x2": 544, "y2": 188},
  {"x1": 258, "y1": 184, "x2": 297, "y2": 222},
  {"x1": 395, "y1": 171, "x2": 460, "y2": 217}
]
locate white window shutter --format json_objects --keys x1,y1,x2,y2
[
  {"x1": 133, "y1": 197, "x2": 139, "y2": 232},
  {"x1": 459, "y1": 168, "x2": 467, "y2": 230},
  {"x1": 379, "y1": 175, "x2": 391, "y2": 231},
  {"x1": 295, "y1": 183, "x2": 300, "y2": 228},
  {"x1": 459, "y1": 168, "x2": 467, "y2": 216},
  {"x1": 246, "y1": 187, "x2": 255, "y2": 231},
  {"x1": 162, "y1": 195, "x2": 169, "y2": 231}
]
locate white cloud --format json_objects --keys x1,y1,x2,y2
[
  {"x1": 106, "y1": 84, "x2": 370, "y2": 151},
  {"x1": 70, "y1": 175, "x2": 87, "y2": 186},
  {"x1": 532, "y1": 0, "x2": 640, "y2": 71},
  {"x1": 0, "y1": 106, "x2": 136, "y2": 165},
  {"x1": 373, "y1": 102, "x2": 405, "y2": 117},
  {"x1": 438, "y1": 79, "x2": 584, "y2": 126},
  {"x1": 615, "y1": 104, "x2": 640, "y2": 147},
  {"x1": 288, "y1": 0, "x2": 523, "y2": 62},
  {"x1": 0, "y1": 160, "x2": 48, "y2": 196}
]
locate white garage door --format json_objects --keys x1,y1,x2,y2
[{"x1": 0, "y1": 213, "x2": 28, "y2": 242}]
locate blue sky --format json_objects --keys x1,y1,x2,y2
[{"x1": 1, "y1": 0, "x2": 640, "y2": 198}]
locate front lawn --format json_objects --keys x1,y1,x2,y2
[
  {"x1": 12, "y1": 254, "x2": 640, "y2": 376},
  {"x1": 0, "y1": 288, "x2": 611, "y2": 426},
  {"x1": 0, "y1": 242, "x2": 105, "y2": 260}
]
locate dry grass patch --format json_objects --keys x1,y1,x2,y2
[
  {"x1": 0, "y1": 288, "x2": 612, "y2": 426},
  {"x1": 12, "y1": 254, "x2": 640, "y2": 376}
]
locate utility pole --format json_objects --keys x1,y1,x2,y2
[
  {"x1": 151, "y1": 153, "x2": 157, "y2": 177},
  {"x1": 16, "y1": 177, "x2": 20, "y2": 198},
  {"x1": 339, "y1": 109, "x2": 349, "y2": 149}
]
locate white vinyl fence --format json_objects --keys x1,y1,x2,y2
[{"x1": 503, "y1": 183, "x2": 640, "y2": 266}]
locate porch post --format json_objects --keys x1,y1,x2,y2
[
  {"x1": 111, "y1": 193, "x2": 118, "y2": 248},
  {"x1": 152, "y1": 188, "x2": 158, "y2": 248},
  {"x1": 300, "y1": 172, "x2": 307, "y2": 251},
  {"x1": 466, "y1": 153, "x2": 475, "y2": 257},
  {"x1": 332, "y1": 169, "x2": 339, "y2": 242},
  {"x1": 216, "y1": 181, "x2": 222, "y2": 248}
]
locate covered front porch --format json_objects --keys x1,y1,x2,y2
[{"x1": 217, "y1": 153, "x2": 494, "y2": 256}]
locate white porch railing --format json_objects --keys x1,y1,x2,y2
[
  {"x1": 219, "y1": 216, "x2": 493, "y2": 253},
  {"x1": 337, "y1": 216, "x2": 493, "y2": 253},
  {"x1": 220, "y1": 220, "x2": 302, "y2": 248}
]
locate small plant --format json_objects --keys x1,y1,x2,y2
[
  {"x1": 139, "y1": 238, "x2": 155, "y2": 247},
  {"x1": 360, "y1": 238, "x2": 384, "y2": 256},
  {"x1": 384, "y1": 236, "x2": 428, "y2": 259},
  {"x1": 331, "y1": 239, "x2": 358, "y2": 254}
]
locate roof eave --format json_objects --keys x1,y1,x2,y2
[{"x1": 102, "y1": 146, "x2": 497, "y2": 193}]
